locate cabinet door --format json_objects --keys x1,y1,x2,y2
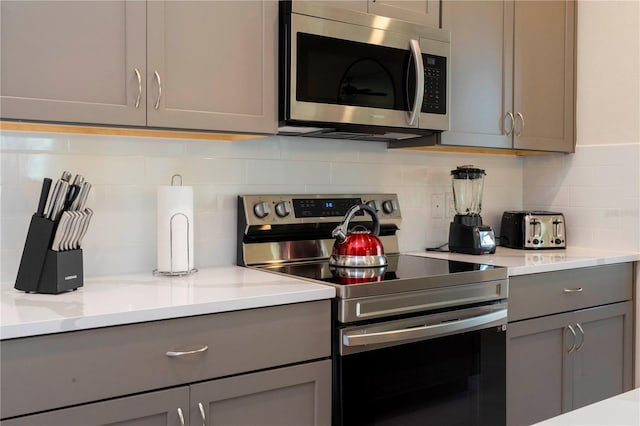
[
  {"x1": 147, "y1": 1, "x2": 277, "y2": 134},
  {"x1": 1, "y1": 387, "x2": 189, "y2": 426},
  {"x1": 190, "y1": 360, "x2": 332, "y2": 426},
  {"x1": 571, "y1": 302, "x2": 633, "y2": 410},
  {"x1": 507, "y1": 311, "x2": 573, "y2": 426},
  {"x1": 0, "y1": 1, "x2": 146, "y2": 126},
  {"x1": 512, "y1": 0, "x2": 575, "y2": 152},
  {"x1": 368, "y1": 0, "x2": 440, "y2": 28},
  {"x1": 440, "y1": 0, "x2": 513, "y2": 148},
  {"x1": 313, "y1": 1, "x2": 368, "y2": 13}
]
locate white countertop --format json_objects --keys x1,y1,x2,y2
[
  {"x1": 535, "y1": 387, "x2": 640, "y2": 425},
  {"x1": 0, "y1": 266, "x2": 335, "y2": 340},
  {"x1": 408, "y1": 246, "x2": 640, "y2": 276}
]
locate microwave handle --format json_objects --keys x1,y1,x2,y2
[{"x1": 407, "y1": 39, "x2": 425, "y2": 126}]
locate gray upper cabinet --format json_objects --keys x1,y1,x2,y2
[
  {"x1": 441, "y1": 1, "x2": 513, "y2": 149},
  {"x1": 441, "y1": 0, "x2": 575, "y2": 152},
  {"x1": 1, "y1": 0, "x2": 277, "y2": 134},
  {"x1": 0, "y1": 1, "x2": 147, "y2": 126},
  {"x1": 146, "y1": 1, "x2": 277, "y2": 134},
  {"x1": 314, "y1": 1, "x2": 439, "y2": 27}
]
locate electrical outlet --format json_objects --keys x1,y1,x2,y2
[{"x1": 431, "y1": 193, "x2": 444, "y2": 218}]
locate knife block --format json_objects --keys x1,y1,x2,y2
[{"x1": 14, "y1": 214, "x2": 84, "y2": 294}]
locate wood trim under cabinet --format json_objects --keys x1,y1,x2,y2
[
  {"x1": 392, "y1": 144, "x2": 564, "y2": 156},
  {"x1": 0, "y1": 121, "x2": 267, "y2": 142}
]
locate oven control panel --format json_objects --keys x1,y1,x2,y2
[{"x1": 240, "y1": 194, "x2": 401, "y2": 226}]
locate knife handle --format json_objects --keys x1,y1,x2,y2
[{"x1": 36, "y1": 178, "x2": 52, "y2": 217}]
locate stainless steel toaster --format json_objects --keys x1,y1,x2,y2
[{"x1": 500, "y1": 211, "x2": 566, "y2": 249}]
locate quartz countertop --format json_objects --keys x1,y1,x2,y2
[
  {"x1": 408, "y1": 246, "x2": 640, "y2": 276},
  {"x1": 1, "y1": 266, "x2": 335, "y2": 340},
  {"x1": 535, "y1": 387, "x2": 640, "y2": 425}
]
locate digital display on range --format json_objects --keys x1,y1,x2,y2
[{"x1": 293, "y1": 198, "x2": 362, "y2": 218}]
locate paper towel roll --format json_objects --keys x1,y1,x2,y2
[{"x1": 156, "y1": 185, "x2": 194, "y2": 273}]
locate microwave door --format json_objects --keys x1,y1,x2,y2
[{"x1": 290, "y1": 13, "x2": 420, "y2": 129}]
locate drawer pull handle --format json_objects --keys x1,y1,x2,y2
[
  {"x1": 198, "y1": 402, "x2": 207, "y2": 426},
  {"x1": 177, "y1": 407, "x2": 185, "y2": 426},
  {"x1": 567, "y1": 325, "x2": 577, "y2": 353},
  {"x1": 165, "y1": 345, "x2": 208, "y2": 357},
  {"x1": 563, "y1": 287, "x2": 583, "y2": 293}
]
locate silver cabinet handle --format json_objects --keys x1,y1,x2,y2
[
  {"x1": 343, "y1": 309, "x2": 506, "y2": 347},
  {"x1": 406, "y1": 39, "x2": 425, "y2": 127},
  {"x1": 177, "y1": 407, "x2": 185, "y2": 426},
  {"x1": 504, "y1": 112, "x2": 514, "y2": 135},
  {"x1": 567, "y1": 325, "x2": 577, "y2": 353},
  {"x1": 154, "y1": 70, "x2": 162, "y2": 110},
  {"x1": 165, "y1": 345, "x2": 208, "y2": 357},
  {"x1": 514, "y1": 112, "x2": 524, "y2": 136},
  {"x1": 575, "y1": 323, "x2": 585, "y2": 352},
  {"x1": 563, "y1": 287, "x2": 583, "y2": 293},
  {"x1": 198, "y1": 402, "x2": 206, "y2": 426},
  {"x1": 134, "y1": 68, "x2": 142, "y2": 109}
]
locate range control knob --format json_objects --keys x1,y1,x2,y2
[
  {"x1": 366, "y1": 200, "x2": 381, "y2": 212},
  {"x1": 382, "y1": 199, "x2": 398, "y2": 214},
  {"x1": 275, "y1": 201, "x2": 292, "y2": 217},
  {"x1": 253, "y1": 201, "x2": 271, "y2": 219}
]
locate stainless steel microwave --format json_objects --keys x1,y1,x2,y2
[{"x1": 278, "y1": 1, "x2": 451, "y2": 143}]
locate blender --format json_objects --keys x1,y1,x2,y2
[{"x1": 448, "y1": 165, "x2": 496, "y2": 254}]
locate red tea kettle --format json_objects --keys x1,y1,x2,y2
[{"x1": 329, "y1": 204, "x2": 388, "y2": 268}]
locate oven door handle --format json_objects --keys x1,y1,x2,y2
[{"x1": 342, "y1": 309, "x2": 507, "y2": 348}]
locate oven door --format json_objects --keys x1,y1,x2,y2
[
  {"x1": 334, "y1": 303, "x2": 507, "y2": 426},
  {"x1": 284, "y1": 8, "x2": 449, "y2": 131}
]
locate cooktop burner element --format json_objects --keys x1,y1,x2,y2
[{"x1": 237, "y1": 193, "x2": 507, "y2": 323}]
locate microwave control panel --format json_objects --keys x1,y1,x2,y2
[{"x1": 421, "y1": 54, "x2": 446, "y2": 115}]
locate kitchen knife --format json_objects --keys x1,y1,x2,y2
[
  {"x1": 44, "y1": 179, "x2": 62, "y2": 219},
  {"x1": 60, "y1": 170, "x2": 72, "y2": 182},
  {"x1": 75, "y1": 181, "x2": 92, "y2": 211},
  {"x1": 51, "y1": 211, "x2": 72, "y2": 251},
  {"x1": 50, "y1": 181, "x2": 69, "y2": 222},
  {"x1": 75, "y1": 208, "x2": 94, "y2": 249},
  {"x1": 36, "y1": 178, "x2": 52, "y2": 217}
]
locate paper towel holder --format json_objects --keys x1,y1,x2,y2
[
  {"x1": 153, "y1": 175, "x2": 198, "y2": 277},
  {"x1": 153, "y1": 212, "x2": 198, "y2": 276}
]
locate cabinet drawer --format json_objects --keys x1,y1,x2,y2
[
  {"x1": 508, "y1": 263, "x2": 632, "y2": 322},
  {"x1": 0, "y1": 300, "x2": 331, "y2": 419}
]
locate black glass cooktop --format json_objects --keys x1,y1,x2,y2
[{"x1": 259, "y1": 254, "x2": 505, "y2": 299}]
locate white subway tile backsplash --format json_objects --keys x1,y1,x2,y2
[
  {"x1": 523, "y1": 143, "x2": 640, "y2": 251},
  {"x1": 3, "y1": 129, "x2": 636, "y2": 282},
  {"x1": 145, "y1": 157, "x2": 247, "y2": 185},
  {"x1": 0, "y1": 153, "x2": 19, "y2": 185},
  {"x1": 247, "y1": 159, "x2": 331, "y2": 185},
  {"x1": 1, "y1": 132, "x2": 69, "y2": 152}
]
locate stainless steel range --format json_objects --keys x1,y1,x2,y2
[{"x1": 237, "y1": 193, "x2": 508, "y2": 425}]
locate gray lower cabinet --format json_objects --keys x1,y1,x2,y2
[
  {"x1": 441, "y1": 0, "x2": 575, "y2": 152},
  {"x1": 1, "y1": 1, "x2": 277, "y2": 134},
  {"x1": 1, "y1": 360, "x2": 331, "y2": 426},
  {"x1": 0, "y1": 300, "x2": 331, "y2": 425},
  {"x1": 506, "y1": 264, "x2": 634, "y2": 426}
]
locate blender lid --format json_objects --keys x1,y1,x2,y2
[{"x1": 451, "y1": 165, "x2": 486, "y2": 179}]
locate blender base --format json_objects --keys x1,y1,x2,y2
[{"x1": 448, "y1": 216, "x2": 496, "y2": 255}]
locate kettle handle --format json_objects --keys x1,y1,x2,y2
[{"x1": 332, "y1": 204, "x2": 381, "y2": 242}]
